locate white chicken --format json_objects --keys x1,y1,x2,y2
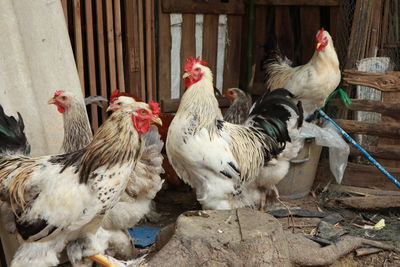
[
  {"x1": 263, "y1": 28, "x2": 340, "y2": 117},
  {"x1": 166, "y1": 57, "x2": 303, "y2": 210},
  {"x1": 0, "y1": 101, "x2": 162, "y2": 267}
]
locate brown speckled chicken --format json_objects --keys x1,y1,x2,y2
[{"x1": 223, "y1": 88, "x2": 252, "y2": 125}]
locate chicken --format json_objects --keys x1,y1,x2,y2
[
  {"x1": 109, "y1": 90, "x2": 180, "y2": 186},
  {"x1": 223, "y1": 88, "x2": 252, "y2": 125},
  {"x1": 0, "y1": 101, "x2": 162, "y2": 267},
  {"x1": 166, "y1": 57, "x2": 303, "y2": 210},
  {"x1": 263, "y1": 28, "x2": 340, "y2": 117}
]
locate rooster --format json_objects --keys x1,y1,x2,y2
[
  {"x1": 263, "y1": 28, "x2": 340, "y2": 117},
  {"x1": 166, "y1": 57, "x2": 303, "y2": 210},
  {"x1": 108, "y1": 90, "x2": 180, "y2": 186},
  {"x1": 0, "y1": 101, "x2": 162, "y2": 267},
  {"x1": 223, "y1": 88, "x2": 252, "y2": 125}
]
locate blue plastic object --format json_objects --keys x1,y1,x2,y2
[
  {"x1": 318, "y1": 109, "x2": 400, "y2": 188},
  {"x1": 128, "y1": 225, "x2": 161, "y2": 248}
]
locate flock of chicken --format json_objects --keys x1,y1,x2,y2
[{"x1": 0, "y1": 28, "x2": 340, "y2": 266}]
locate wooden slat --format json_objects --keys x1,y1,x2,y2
[
  {"x1": 316, "y1": 161, "x2": 400, "y2": 190},
  {"x1": 105, "y1": 0, "x2": 117, "y2": 91},
  {"x1": 137, "y1": 0, "x2": 146, "y2": 99},
  {"x1": 275, "y1": 7, "x2": 294, "y2": 61},
  {"x1": 329, "y1": 6, "x2": 339, "y2": 42},
  {"x1": 158, "y1": 1, "x2": 171, "y2": 106},
  {"x1": 343, "y1": 70, "x2": 400, "y2": 92},
  {"x1": 350, "y1": 145, "x2": 400, "y2": 161},
  {"x1": 202, "y1": 15, "x2": 219, "y2": 85},
  {"x1": 180, "y1": 14, "x2": 196, "y2": 94},
  {"x1": 73, "y1": 0, "x2": 84, "y2": 92},
  {"x1": 162, "y1": 0, "x2": 245, "y2": 14},
  {"x1": 145, "y1": 0, "x2": 155, "y2": 100},
  {"x1": 124, "y1": 0, "x2": 142, "y2": 97},
  {"x1": 255, "y1": 0, "x2": 339, "y2": 6},
  {"x1": 253, "y1": 6, "x2": 267, "y2": 84},
  {"x1": 299, "y1": 7, "x2": 320, "y2": 64},
  {"x1": 95, "y1": 0, "x2": 108, "y2": 122},
  {"x1": 161, "y1": 97, "x2": 231, "y2": 113},
  {"x1": 223, "y1": 15, "x2": 243, "y2": 91},
  {"x1": 114, "y1": 0, "x2": 125, "y2": 92},
  {"x1": 336, "y1": 119, "x2": 400, "y2": 138},
  {"x1": 84, "y1": 0, "x2": 98, "y2": 130}
]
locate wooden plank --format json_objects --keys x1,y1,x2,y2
[
  {"x1": 316, "y1": 161, "x2": 400, "y2": 190},
  {"x1": 106, "y1": 0, "x2": 117, "y2": 91},
  {"x1": 275, "y1": 7, "x2": 294, "y2": 62},
  {"x1": 329, "y1": 99, "x2": 400, "y2": 120},
  {"x1": 114, "y1": 0, "x2": 125, "y2": 92},
  {"x1": 95, "y1": 0, "x2": 108, "y2": 122},
  {"x1": 223, "y1": 15, "x2": 243, "y2": 91},
  {"x1": 180, "y1": 14, "x2": 196, "y2": 94},
  {"x1": 161, "y1": 97, "x2": 231, "y2": 113},
  {"x1": 137, "y1": 0, "x2": 146, "y2": 99},
  {"x1": 329, "y1": 6, "x2": 339, "y2": 41},
  {"x1": 84, "y1": 0, "x2": 98, "y2": 130},
  {"x1": 255, "y1": 0, "x2": 339, "y2": 6},
  {"x1": 124, "y1": 0, "x2": 142, "y2": 97},
  {"x1": 145, "y1": 0, "x2": 155, "y2": 100},
  {"x1": 328, "y1": 184, "x2": 400, "y2": 196},
  {"x1": 335, "y1": 119, "x2": 400, "y2": 138},
  {"x1": 343, "y1": 70, "x2": 400, "y2": 92},
  {"x1": 162, "y1": 0, "x2": 245, "y2": 14},
  {"x1": 158, "y1": 1, "x2": 171, "y2": 106},
  {"x1": 202, "y1": 15, "x2": 219, "y2": 85},
  {"x1": 366, "y1": 0, "x2": 383, "y2": 57},
  {"x1": 253, "y1": 6, "x2": 267, "y2": 84},
  {"x1": 73, "y1": 0, "x2": 84, "y2": 92},
  {"x1": 350, "y1": 145, "x2": 400, "y2": 161},
  {"x1": 299, "y1": 7, "x2": 320, "y2": 64},
  {"x1": 325, "y1": 195, "x2": 400, "y2": 210}
]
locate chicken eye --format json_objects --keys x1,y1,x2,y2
[
  {"x1": 141, "y1": 110, "x2": 147, "y2": 114},
  {"x1": 61, "y1": 96, "x2": 66, "y2": 100},
  {"x1": 194, "y1": 67, "x2": 201, "y2": 72}
]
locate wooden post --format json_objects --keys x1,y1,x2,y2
[
  {"x1": 106, "y1": 0, "x2": 117, "y2": 92},
  {"x1": 73, "y1": 0, "x2": 85, "y2": 92},
  {"x1": 114, "y1": 0, "x2": 126, "y2": 92}
]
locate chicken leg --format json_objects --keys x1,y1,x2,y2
[
  {"x1": 259, "y1": 194, "x2": 267, "y2": 212},
  {"x1": 89, "y1": 254, "x2": 118, "y2": 267}
]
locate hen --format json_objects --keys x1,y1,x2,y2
[
  {"x1": 263, "y1": 28, "x2": 340, "y2": 117},
  {"x1": 0, "y1": 101, "x2": 161, "y2": 267},
  {"x1": 166, "y1": 57, "x2": 303, "y2": 210},
  {"x1": 223, "y1": 88, "x2": 252, "y2": 125}
]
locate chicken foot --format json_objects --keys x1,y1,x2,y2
[{"x1": 89, "y1": 254, "x2": 118, "y2": 267}]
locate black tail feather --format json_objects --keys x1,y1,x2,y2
[{"x1": 0, "y1": 105, "x2": 30, "y2": 155}]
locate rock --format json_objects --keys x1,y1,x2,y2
[{"x1": 147, "y1": 209, "x2": 291, "y2": 267}]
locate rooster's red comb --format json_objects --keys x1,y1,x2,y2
[
  {"x1": 149, "y1": 101, "x2": 160, "y2": 116},
  {"x1": 317, "y1": 28, "x2": 325, "y2": 41},
  {"x1": 54, "y1": 90, "x2": 65, "y2": 97},
  {"x1": 110, "y1": 89, "x2": 120, "y2": 104},
  {"x1": 110, "y1": 89, "x2": 142, "y2": 104},
  {"x1": 184, "y1": 56, "x2": 207, "y2": 73}
]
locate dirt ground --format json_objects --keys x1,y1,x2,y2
[{"x1": 139, "y1": 184, "x2": 400, "y2": 266}]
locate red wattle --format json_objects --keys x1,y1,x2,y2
[{"x1": 56, "y1": 104, "x2": 65, "y2": 113}]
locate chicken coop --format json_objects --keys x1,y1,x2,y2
[{"x1": 60, "y1": 0, "x2": 399, "y2": 189}]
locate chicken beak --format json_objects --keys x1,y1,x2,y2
[
  {"x1": 48, "y1": 98, "x2": 56, "y2": 105},
  {"x1": 182, "y1": 72, "x2": 191, "y2": 79},
  {"x1": 316, "y1": 42, "x2": 321, "y2": 50},
  {"x1": 152, "y1": 116, "x2": 162, "y2": 126},
  {"x1": 106, "y1": 106, "x2": 112, "y2": 112}
]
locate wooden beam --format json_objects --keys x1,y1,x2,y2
[
  {"x1": 95, "y1": 0, "x2": 108, "y2": 122},
  {"x1": 343, "y1": 69, "x2": 400, "y2": 92},
  {"x1": 328, "y1": 184, "x2": 400, "y2": 196},
  {"x1": 73, "y1": 0, "x2": 84, "y2": 92},
  {"x1": 161, "y1": 97, "x2": 231, "y2": 113},
  {"x1": 223, "y1": 15, "x2": 243, "y2": 91},
  {"x1": 202, "y1": 15, "x2": 219, "y2": 86},
  {"x1": 84, "y1": 0, "x2": 98, "y2": 130},
  {"x1": 105, "y1": 0, "x2": 117, "y2": 91},
  {"x1": 350, "y1": 145, "x2": 400, "y2": 161},
  {"x1": 162, "y1": 0, "x2": 245, "y2": 15},
  {"x1": 145, "y1": 0, "x2": 155, "y2": 100},
  {"x1": 180, "y1": 14, "x2": 196, "y2": 95},
  {"x1": 328, "y1": 99, "x2": 400, "y2": 120},
  {"x1": 336, "y1": 119, "x2": 400, "y2": 138},
  {"x1": 114, "y1": 0, "x2": 125, "y2": 92},
  {"x1": 158, "y1": 1, "x2": 171, "y2": 105},
  {"x1": 61, "y1": 0, "x2": 68, "y2": 25},
  {"x1": 137, "y1": 0, "x2": 146, "y2": 99},
  {"x1": 299, "y1": 7, "x2": 320, "y2": 64},
  {"x1": 254, "y1": 0, "x2": 339, "y2": 6}
]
